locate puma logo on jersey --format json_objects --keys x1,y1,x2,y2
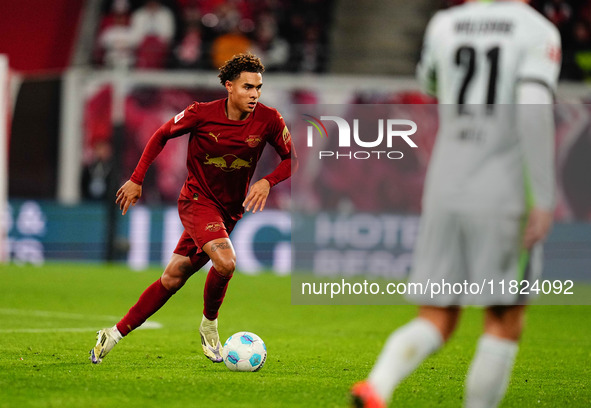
[{"x1": 208, "y1": 132, "x2": 220, "y2": 142}]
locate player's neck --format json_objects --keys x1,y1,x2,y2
[{"x1": 225, "y1": 100, "x2": 250, "y2": 121}]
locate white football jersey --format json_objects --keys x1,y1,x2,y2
[{"x1": 417, "y1": 1, "x2": 561, "y2": 215}]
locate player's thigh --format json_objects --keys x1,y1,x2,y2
[
  {"x1": 177, "y1": 198, "x2": 237, "y2": 273},
  {"x1": 173, "y1": 229, "x2": 211, "y2": 270},
  {"x1": 466, "y1": 214, "x2": 520, "y2": 280},
  {"x1": 202, "y1": 238, "x2": 236, "y2": 276},
  {"x1": 465, "y1": 213, "x2": 540, "y2": 305},
  {"x1": 161, "y1": 253, "x2": 199, "y2": 291},
  {"x1": 407, "y1": 210, "x2": 466, "y2": 306},
  {"x1": 178, "y1": 198, "x2": 230, "y2": 241}
]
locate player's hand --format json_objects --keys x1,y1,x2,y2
[
  {"x1": 243, "y1": 179, "x2": 270, "y2": 213},
  {"x1": 115, "y1": 180, "x2": 142, "y2": 215},
  {"x1": 523, "y1": 207, "x2": 553, "y2": 250}
]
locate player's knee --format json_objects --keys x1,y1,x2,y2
[
  {"x1": 161, "y1": 272, "x2": 187, "y2": 292},
  {"x1": 161, "y1": 257, "x2": 195, "y2": 292},
  {"x1": 419, "y1": 306, "x2": 460, "y2": 342},
  {"x1": 160, "y1": 266, "x2": 187, "y2": 293},
  {"x1": 485, "y1": 306, "x2": 525, "y2": 341},
  {"x1": 503, "y1": 317, "x2": 524, "y2": 341},
  {"x1": 215, "y1": 257, "x2": 236, "y2": 277}
]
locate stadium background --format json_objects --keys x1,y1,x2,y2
[
  {"x1": 2, "y1": 0, "x2": 591, "y2": 276},
  {"x1": 0, "y1": 1, "x2": 590, "y2": 407}
]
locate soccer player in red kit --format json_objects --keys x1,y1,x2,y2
[{"x1": 90, "y1": 53, "x2": 296, "y2": 364}]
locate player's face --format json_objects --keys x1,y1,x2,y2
[{"x1": 226, "y1": 72, "x2": 263, "y2": 119}]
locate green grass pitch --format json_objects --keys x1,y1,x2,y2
[{"x1": 0, "y1": 263, "x2": 589, "y2": 407}]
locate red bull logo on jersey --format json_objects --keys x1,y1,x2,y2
[
  {"x1": 205, "y1": 222, "x2": 224, "y2": 232},
  {"x1": 302, "y1": 114, "x2": 418, "y2": 160},
  {"x1": 204, "y1": 154, "x2": 252, "y2": 172},
  {"x1": 246, "y1": 135, "x2": 263, "y2": 147}
]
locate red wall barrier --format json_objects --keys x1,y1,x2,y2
[{"x1": 0, "y1": 0, "x2": 84, "y2": 73}]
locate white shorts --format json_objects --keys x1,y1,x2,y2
[{"x1": 406, "y1": 209, "x2": 542, "y2": 306}]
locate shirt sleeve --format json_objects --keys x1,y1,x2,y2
[
  {"x1": 516, "y1": 23, "x2": 561, "y2": 93},
  {"x1": 130, "y1": 102, "x2": 201, "y2": 185},
  {"x1": 262, "y1": 111, "x2": 298, "y2": 187},
  {"x1": 516, "y1": 24, "x2": 561, "y2": 211},
  {"x1": 516, "y1": 84, "x2": 556, "y2": 211}
]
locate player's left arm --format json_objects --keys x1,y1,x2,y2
[
  {"x1": 516, "y1": 25, "x2": 562, "y2": 249},
  {"x1": 243, "y1": 114, "x2": 298, "y2": 213}
]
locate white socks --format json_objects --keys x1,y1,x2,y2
[
  {"x1": 111, "y1": 325, "x2": 123, "y2": 341},
  {"x1": 465, "y1": 334, "x2": 519, "y2": 408},
  {"x1": 368, "y1": 318, "x2": 443, "y2": 403},
  {"x1": 366, "y1": 320, "x2": 518, "y2": 407}
]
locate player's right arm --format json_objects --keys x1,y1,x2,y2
[
  {"x1": 116, "y1": 180, "x2": 142, "y2": 215},
  {"x1": 117, "y1": 102, "x2": 201, "y2": 215}
]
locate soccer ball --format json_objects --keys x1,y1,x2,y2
[{"x1": 222, "y1": 331, "x2": 267, "y2": 372}]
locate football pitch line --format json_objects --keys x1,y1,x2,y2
[{"x1": 0, "y1": 308, "x2": 162, "y2": 333}]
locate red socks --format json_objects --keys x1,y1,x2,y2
[
  {"x1": 203, "y1": 267, "x2": 232, "y2": 320},
  {"x1": 116, "y1": 278, "x2": 174, "y2": 336},
  {"x1": 115, "y1": 263, "x2": 231, "y2": 336}
]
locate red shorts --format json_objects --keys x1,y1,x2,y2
[{"x1": 173, "y1": 198, "x2": 237, "y2": 266}]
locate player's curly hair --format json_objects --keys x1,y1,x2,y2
[{"x1": 218, "y1": 53, "x2": 265, "y2": 85}]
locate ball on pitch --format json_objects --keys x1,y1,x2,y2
[{"x1": 222, "y1": 331, "x2": 267, "y2": 372}]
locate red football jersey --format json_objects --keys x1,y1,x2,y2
[{"x1": 130, "y1": 99, "x2": 292, "y2": 220}]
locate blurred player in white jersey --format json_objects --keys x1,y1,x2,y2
[{"x1": 351, "y1": 1, "x2": 561, "y2": 407}]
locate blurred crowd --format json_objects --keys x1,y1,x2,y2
[
  {"x1": 532, "y1": 0, "x2": 591, "y2": 80},
  {"x1": 443, "y1": 0, "x2": 591, "y2": 80},
  {"x1": 95, "y1": 0, "x2": 591, "y2": 78},
  {"x1": 93, "y1": 0, "x2": 333, "y2": 72},
  {"x1": 82, "y1": 0, "x2": 591, "y2": 220}
]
